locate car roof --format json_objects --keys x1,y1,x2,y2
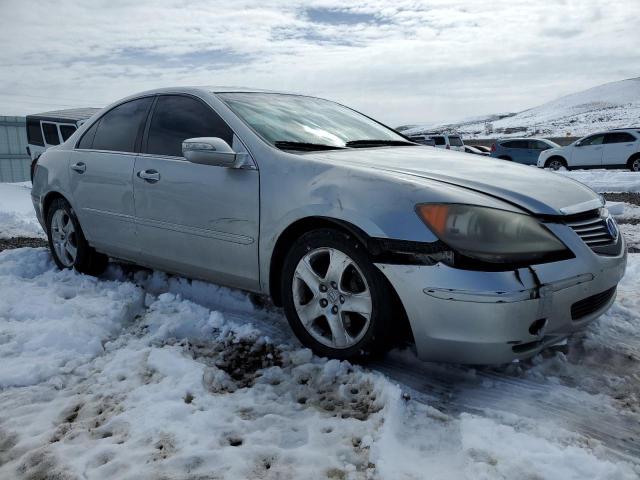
[{"x1": 26, "y1": 107, "x2": 101, "y2": 123}]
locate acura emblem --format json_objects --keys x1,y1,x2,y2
[{"x1": 606, "y1": 216, "x2": 619, "y2": 241}]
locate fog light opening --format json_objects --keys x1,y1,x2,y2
[{"x1": 529, "y1": 318, "x2": 547, "y2": 337}]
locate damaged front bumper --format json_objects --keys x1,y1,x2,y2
[{"x1": 375, "y1": 223, "x2": 627, "y2": 365}]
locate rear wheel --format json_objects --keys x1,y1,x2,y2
[
  {"x1": 545, "y1": 157, "x2": 566, "y2": 170},
  {"x1": 629, "y1": 155, "x2": 640, "y2": 172},
  {"x1": 46, "y1": 198, "x2": 108, "y2": 275},
  {"x1": 281, "y1": 229, "x2": 393, "y2": 360}
]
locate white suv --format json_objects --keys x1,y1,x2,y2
[
  {"x1": 538, "y1": 129, "x2": 640, "y2": 171},
  {"x1": 408, "y1": 133, "x2": 465, "y2": 152}
]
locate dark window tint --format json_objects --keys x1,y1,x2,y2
[
  {"x1": 78, "y1": 120, "x2": 99, "y2": 149},
  {"x1": 604, "y1": 132, "x2": 636, "y2": 144},
  {"x1": 91, "y1": 97, "x2": 153, "y2": 153},
  {"x1": 42, "y1": 123, "x2": 60, "y2": 145},
  {"x1": 580, "y1": 134, "x2": 605, "y2": 146},
  {"x1": 529, "y1": 140, "x2": 548, "y2": 150},
  {"x1": 26, "y1": 119, "x2": 44, "y2": 146},
  {"x1": 432, "y1": 136, "x2": 445, "y2": 146},
  {"x1": 146, "y1": 95, "x2": 233, "y2": 157},
  {"x1": 449, "y1": 136, "x2": 463, "y2": 147},
  {"x1": 502, "y1": 140, "x2": 528, "y2": 149},
  {"x1": 59, "y1": 125, "x2": 77, "y2": 142}
]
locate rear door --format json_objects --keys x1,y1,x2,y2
[
  {"x1": 572, "y1": 134, "x2": 605, "y2": 167},
  {"x1": 528, "y1": 140, "x2": 550, "y2": 165},
  {"x1": 69, "y1": 96, "x2": 153, "y2": 258},
  {"x1": 134, "y1": 94, "x2": 260, "y2": 291},
  {"x1": 603, "y1": 132, "x2": 637, "y2": 166}
]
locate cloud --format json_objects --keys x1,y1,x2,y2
[{"x1": 0, "y1": 0, "x2": 639, "y2": 126}]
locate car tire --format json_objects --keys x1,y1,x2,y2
[
  {"x1": 545, "y1": 157, "x2": 567, "y2": 170},
  {"x1": 46, "y1": 197, "x2": 108, "y2": 276},
  {"x1": 628, "y1": 155, "x2": 640, "y2": 172},
  {"x1": 281, "y1": 228, "x2": 394, "y2": 360}
]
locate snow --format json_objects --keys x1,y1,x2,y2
[
  {"x1": 1, "y1": 183, "x2": 640, "y2": 478},
  {"x1": 555, "y1": 169, "x2": 640, "y2": 193},
  {"x1": 0, "y1": 182, "x2": 44, "y2": 238},
  {"x1": 406, "y1": 77, "x2": 640, "y2": 139}
]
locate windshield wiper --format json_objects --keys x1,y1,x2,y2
[
  {"x1": 274, "y1": 141, "x2": 346, "y2": 152},
  {"x1": 345, "y1": 139, "x2": 416, "y2": 148}
]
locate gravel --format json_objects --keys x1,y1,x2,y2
[
  {"x1": 0, "y1": 237, "x2": 48, "y2": 252},
  {"x1": 604, "y1": 192, "x2": 640, "y2": 206}
]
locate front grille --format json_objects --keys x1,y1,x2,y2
[
  {"x1": 566, "y1": 212, "x2": 615, "y2": 249},
  {"x1": 570, "y1": 287, "x2": 616, "y2": 320}
]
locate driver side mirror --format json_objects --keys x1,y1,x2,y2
[
  {"x1": 575, "y1": 141, "x2": 583, "y2": 147},
  {"x1": 182, "y1": 137, "x2": 250, "y2": 168}
]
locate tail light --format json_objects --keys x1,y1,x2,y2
[
  {"x1": 490, "y1": 144, "x2": 496, "y2": 152},
  {"x1": 30, "y1": 157, "x2": 39, "y2": 183}
]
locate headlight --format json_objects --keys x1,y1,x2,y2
[{"x1": 415, "y1": 204, "x2": 568, "y2": 264}]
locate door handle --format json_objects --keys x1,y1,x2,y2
[
  {"x1": 137, "y1": 169, "x2": 160, "y2": 183},
  {"x1": 70, "y1": 162, "x2": 86, "y2": 173}
]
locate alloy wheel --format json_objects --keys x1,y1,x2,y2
[
  {"x1": 51, "y1": 209, "x2": 77, "y2": 267},
  {"x1": 292, "y1": 247, "x2": 372, "y2": 349},
  {"x1": 632, "y1": 158, "x2": 640, "y2": 172},
  {"x1": 548, "y1": 159, "x2": 563, "y2": 170}
]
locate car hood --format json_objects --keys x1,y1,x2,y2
[{"x1": 306, "y1": 146, "x2": 601, "y2": 216}]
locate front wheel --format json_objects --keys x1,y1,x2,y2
[
  {"x1": 46, "y1": 198, "x2": 108, "y2": 275},
  {"x1": 545, "y1": 157, "x2": 566, "y2": 170},
  {"x1": 281, "y1": 229, "x2": 394, "y2": 360}
]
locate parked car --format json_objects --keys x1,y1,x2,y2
[
  {"x1": 471, "y1": 145, "x2": 491, "y2": 154},
  {"x1": 490, "y1": 138, "x2": 560, "y2": 165},
  {"x1": 26, "y1": 108, "x2": 100, "y2": 181},
  {"x1": 538, "y1": 129, "x2": 640, "y2": 171},
  {"x1": 464, "y1": 145, "x2": 489, "y2": 156},
  {"x1": 31, "y1": 87, "x2": 626, "y2": 365},
  {"x1": 407, "y1": 135, "x2": 435, "y2": 147},
  {"x1": 408, "y1": 133, "x2": 464, "y2": 152}
]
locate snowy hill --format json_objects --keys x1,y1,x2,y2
[{"x1": 405, "y1": 77, "x2": 640, "y2": 139}]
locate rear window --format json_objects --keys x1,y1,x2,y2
[
  {"x1": 432, "y1": 136, "x2": 445, "y2": 145},
  {"x1": 26, "y1": 119, "x2": 44, "y2": 146},
  {"x1": 448, "y1": 136, "x2": 463, "y2": 147},
  {"x1": 42, "y1": 123, "x2": 60, "y2": 145},
  {"x1": 59, "y1": 125, "x2": 77, "y2": 142}
]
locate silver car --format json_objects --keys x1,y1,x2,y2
[{"x1": 31, "y1": 87, "x2": 627, "y2": 364}]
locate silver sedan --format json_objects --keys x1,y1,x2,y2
[{"x1": 31, "y1": 87, "x2": 627, "y2": 364}]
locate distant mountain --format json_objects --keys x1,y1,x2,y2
[{"x1": 403, "y1": 77, "x2": 640, "y2": 139}]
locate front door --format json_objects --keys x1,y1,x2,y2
[
  {"x1": 572, "y1": 134, "x2": 605, "y2": 167},
  {"x1": 69, "y1": 97, "x2": 153, "y2": 259},
  {"x1": 133, "y1": 94, "x2": 260, "y2": 291}
]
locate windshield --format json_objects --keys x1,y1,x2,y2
[
  {"x1": 218, "y1": 93, "x2": 410, "y2": 150},
  {"x1": 449, "y1": 136, "x2": 463, "y2": 146}
]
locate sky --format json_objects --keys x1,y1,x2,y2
[{"x1": 1, "y1": 0, "x2": 639, "y2": 126}]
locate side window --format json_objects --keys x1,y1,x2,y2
[
  {"x1": 145, "y1": 95, "x2": 234, "y2": 157},
  {"x1": 77, "y1": 120, "x2": 100, "y2": 149},
  {"x1": 529, "y1": 140, "x2": 548, "y2": 150},
  {"x1": 502, "y1": 140, "x2": 526, "y2": 148},
  {"x1": 580, "y1": 134, "x2": 605, "y2": 146},
  {"x1": 432, "y1": 136, "x2": 445, "y2": 146},
  {"x1": 89, "y1": 97, "x2": 153, "y2": 153},
  {"x1": 59, "y1": 125, "x2": 77, "y2": 142},
  {"x1": 448, "y1": 136, "x2": 463, "y2": 147},
  {"x1": 27, "y1": 119, "x2": 44, "y2": 146},
  {"x1": 604, "y1": 132, "x2": 636, "y2": 144},
  {"x1": 42, "y1": 122, "x2": 60, "y2": 145}
]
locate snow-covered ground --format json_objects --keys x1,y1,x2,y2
[
  {"x1": 404, "y1": 77, "x2": 640, "y2": 139},
  {"x1": 0, "y1": 182, "x2": 45, "y2": 239},
  {"x1": 1, "y1": 181, "x2": 639, "y2": 479}
]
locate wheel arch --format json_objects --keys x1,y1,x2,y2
[
  {"x1": 42, "y1": 190, "x2": 71, "y2": 220},
  {"x1": 545, "y1": 155, "x2": 567, "y2": 167},
  {"x1": 627, "y1": 152, "x2": 640, "y2": 169},
  {"x1": 269, "y1": 216, "x2": 371, "y2": 307}
]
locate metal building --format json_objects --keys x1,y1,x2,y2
[{"x1": 0, "y1": 116, "x2": 29, "y2": 183}]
